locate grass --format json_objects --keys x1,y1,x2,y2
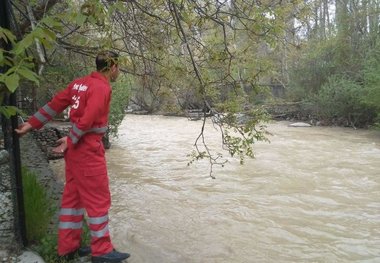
[
  {"x1": 22, "y1": 166, "x2": 90, "y2": 262},
  {"x1": 22, "y1": 167, "x2": 55, "y2": 244},
  {"x1": 35, "y1": 225, "x2": 91, "y2": 263}
]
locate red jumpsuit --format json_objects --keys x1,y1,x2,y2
[{"x1": 28, "y1": 71, "x2": 114, "y2": 256}]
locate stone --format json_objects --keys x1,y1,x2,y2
[
  {"x1": 17, "y1": 251, "x2": 45, "y2": 263},
  {"x1": 0, "y1": 250, "x2": 9, "y2": 259},
  {"x1": 288, "y1": 122, "x2": 312, "y2": 127},
  {"x1": 0, "y1": 150, "x2": 9, "y2": 165}
]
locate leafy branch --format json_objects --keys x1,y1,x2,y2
[{"x1": 169, "y1": 1, "x2": 271, "y2": 178}]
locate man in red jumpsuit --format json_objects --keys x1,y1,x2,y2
[{"x1": 15, "y1": 51, "x2": 130, "y2": 263}]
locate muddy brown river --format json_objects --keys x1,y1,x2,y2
[{"x1": 105, "y1": 115, "x2": 380, "y2": 263}]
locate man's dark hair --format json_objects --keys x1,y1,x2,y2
[{"x1": 96, "y1": 51, "x2": 119, "y2": 72}]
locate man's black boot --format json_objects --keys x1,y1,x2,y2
[
  {"x1": 91, "y1": 250, "x2": 130, "y2": 263},
  {"x1": 78, "y1": 246, "x2": 92, "y2": 257},
  {"x1": 59, "y1": 246, "x2": 91, "y2": 261}
]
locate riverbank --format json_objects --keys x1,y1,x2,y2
[{"x1": 153, "y1": 101, "x2": 379, "y2": 129}]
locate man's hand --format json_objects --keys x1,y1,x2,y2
[
  {"x1": 52, "y1": 136, "x2": 68, "y2": 154},
  {"x1": 14, "y1": 122, "x2": 33, "y2": 136}
]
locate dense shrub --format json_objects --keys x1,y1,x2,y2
[
  {"x1": 287, "y1": 34, "x2": 380, "y2": 127},
  {"x1": 362, "y1": 44, "x2": 380, "y2": 127},
  {"x1": 311, "y1": 75, "x2": 377, "y2": 127},
  {"x1": 108, "y1": 75, "x2": 130, "y2": 137},
  {"x1": 287, "y1": 39, "x2": 337, "y2": 101}
]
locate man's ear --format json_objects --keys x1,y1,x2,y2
[{"x1": 111, "y1": 64, "x2": 118, "y2": 73}]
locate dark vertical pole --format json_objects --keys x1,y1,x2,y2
[{"x1": 0, "y1": 0, "x2": 27, "y2": 247}]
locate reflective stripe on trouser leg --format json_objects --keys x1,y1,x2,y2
[
  {"x1": 77, "y1": 167, "x2": 113, "y2": 257},
  {"x1": 58, "y1": 166, "x2": 84, "y2": 256},
  {"x1": 88, "y1": 214, "x2": 110, "y2": 256}
]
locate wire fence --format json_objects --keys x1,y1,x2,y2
[{"x1": 0, "y1": 0, "x2": 27, "y2": 249}]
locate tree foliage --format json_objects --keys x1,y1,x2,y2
[
  {"x1": 285, "y1": 0, "x2": 380, "y2": 127},
  {"x1": 1, "y1": 0, "x2": 310, "y2": 175}
]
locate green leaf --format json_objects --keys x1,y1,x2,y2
[
  {"x1": 0, "y1": 106, "x2": 20, "y2": 118},
  {"x1": 41, "y1": 17, "x2": 63, "y2": 31},
  {"x1": 0, "y1": 50, "x2": 3, "y2": 66},
  {"x1": 111, "y1": 1, "x2": 128, "y2": 13},
  {"x1": 39, "y1": 37, "x2": 53, "y2": 49},
  {"x1": 75, "y1": 14, "x2": 87, "y2": 26},
  {"x1": 13, "y1": 34, "x2": 34, "y2": 55},
  {"x1": 2, "y1": 55, "x2": 13, "y2": 67},
  {"x1": 41, "y1": 28, "x2": 56, "y2": 41},
  {"x1": 0, "y1": 27, "x2": 16, "y2": 44},
  {"x1": 33, "y1": 27, "x2": 55, "y2": 42},
  {"x1": 87, "y1": 16, "x2": 96, "y2": 25},
  {"x1": 18, "y1": 68, "x2": 39, "y2": 84},
  {"x1": 4, "y1": 73, "x2": 20, "y2": 92}
]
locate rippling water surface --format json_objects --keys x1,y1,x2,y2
[{"x1": 106, "y1": 115, "x2": 380, "y2": 263}]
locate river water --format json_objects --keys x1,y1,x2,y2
[{"x1": 106, "y1": 115, "x2": 380, "y2": 263}]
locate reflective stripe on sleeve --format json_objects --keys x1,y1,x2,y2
[
  {"x1": 88, "y1": 214, "x2": 108, "y2": 225},
  {"x1": 60, "y1": 208, "x2": 85, "y2": 216},
  {"x1": 42, "y1": 104, "x2": 57, "y2": 118},
  {"x1": 59, "y1": 221, "x2": 83, "y2": 229},
  {"x1": 33, "y1": 111, "x2": 48, "y2": 124},
  {"x1": 90, "y1": 224, "x2": 109, "y2": 238}
]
